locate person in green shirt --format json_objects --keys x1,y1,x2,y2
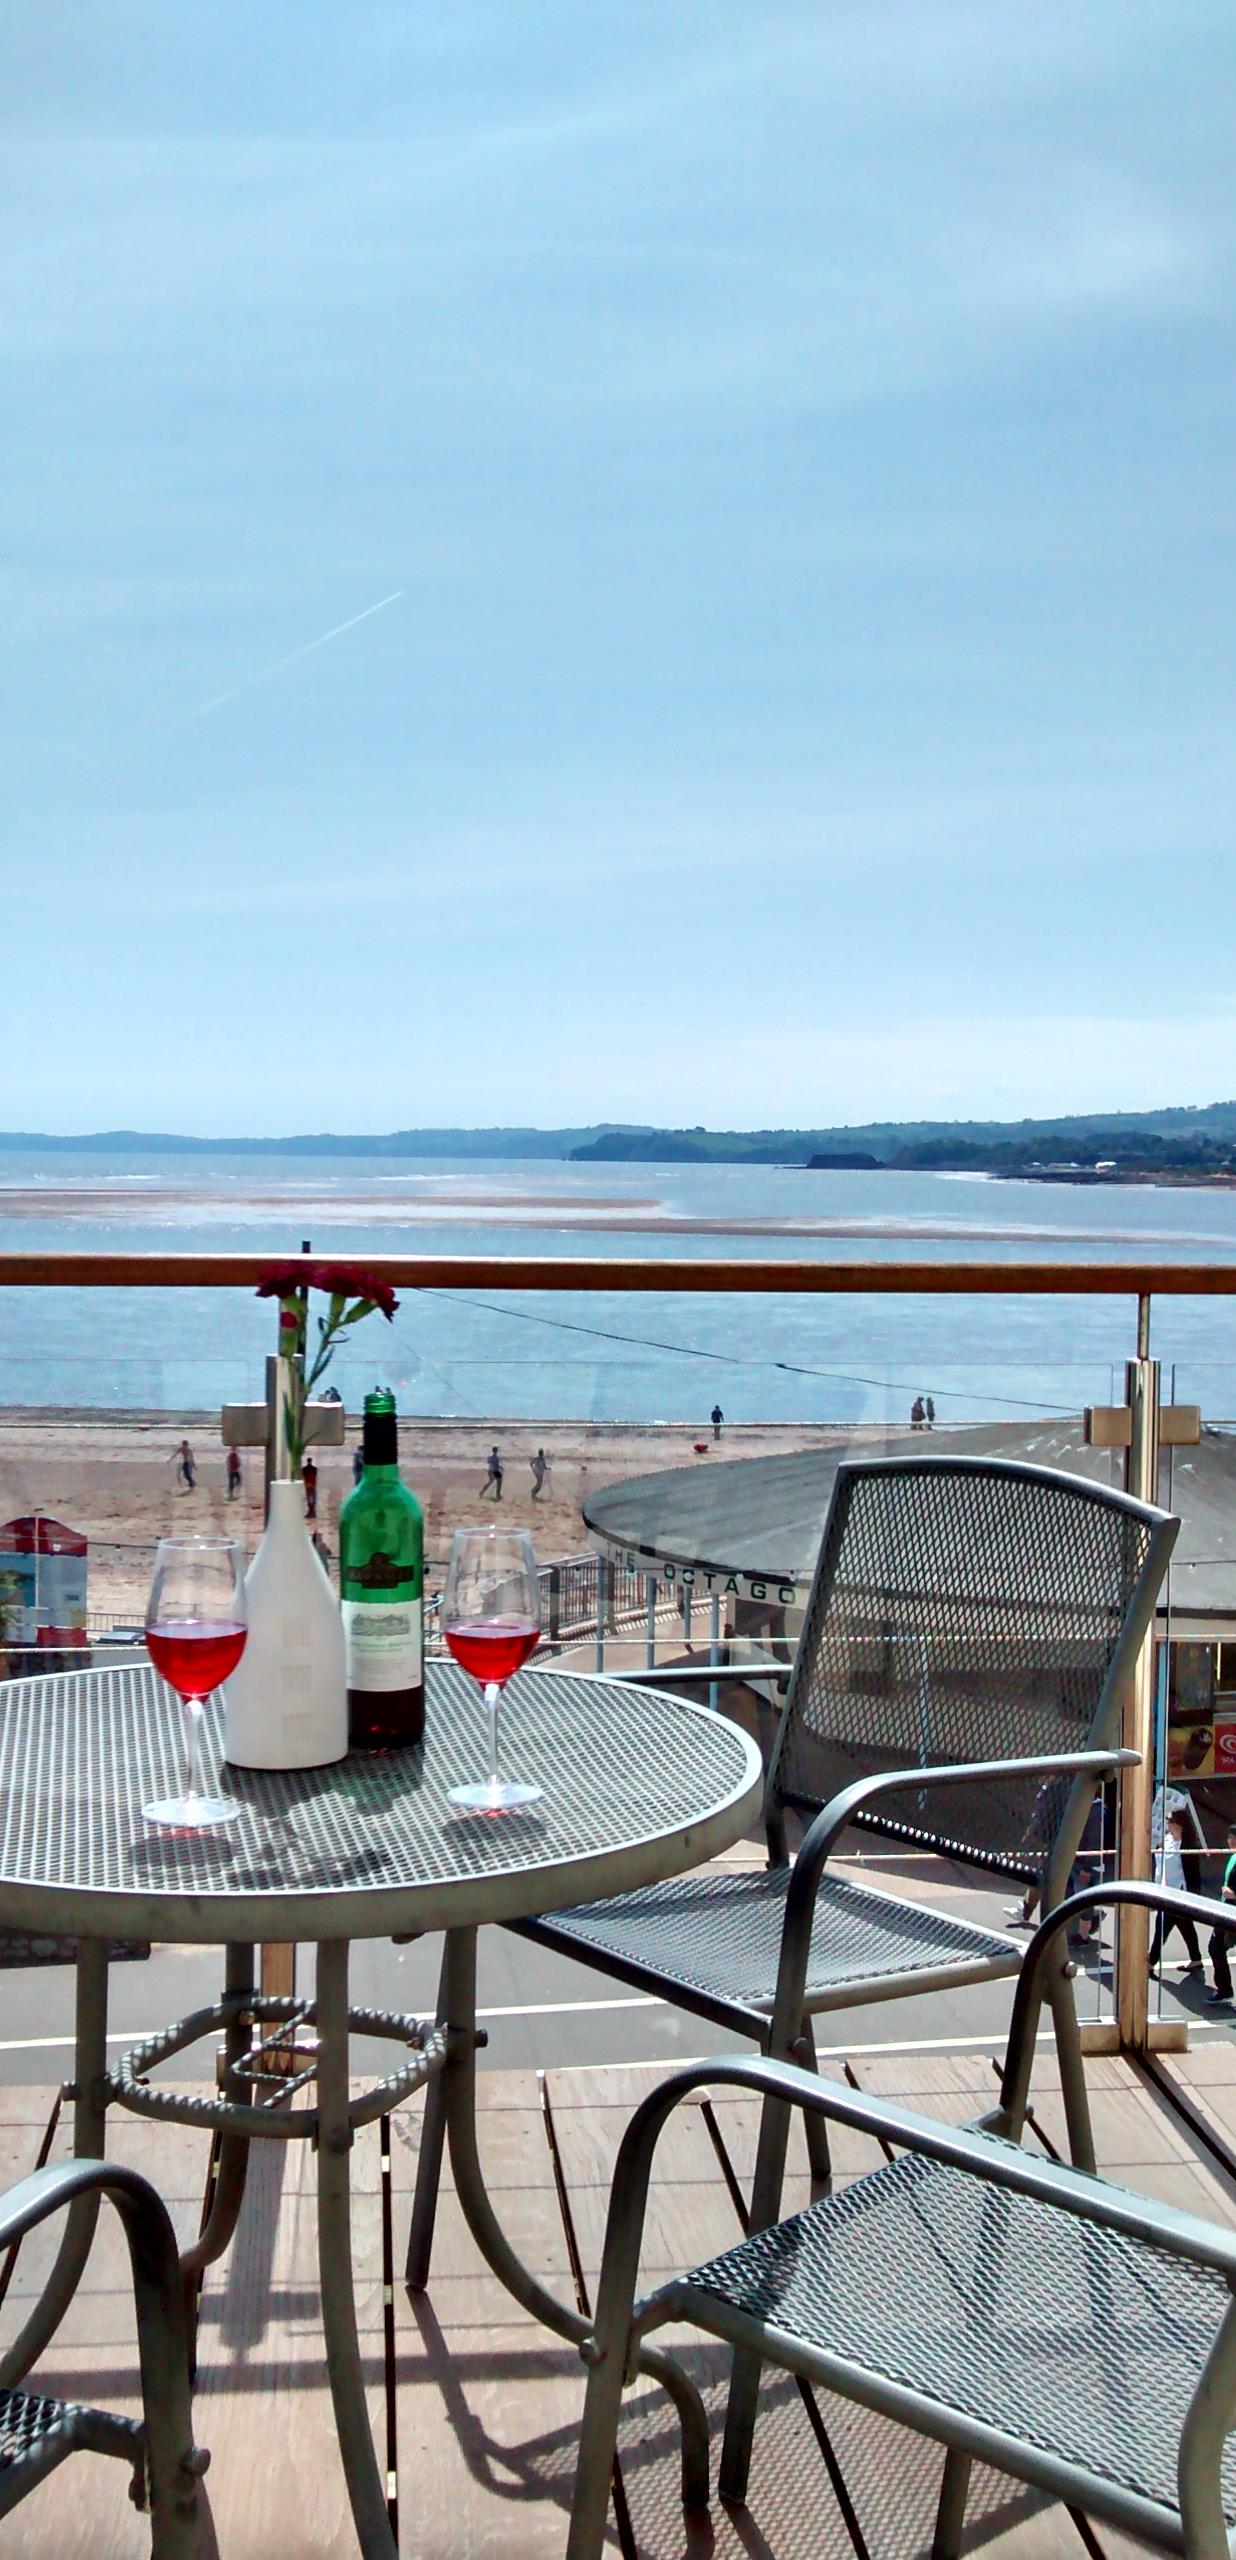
[{"x1": 1206, "y1": 1824, "x2": 1236, "y2": 2004}]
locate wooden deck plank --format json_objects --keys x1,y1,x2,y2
[
  {"x1": 0, "y1": 2036, "x2": 1223, "y2": 2559},
  {"x1": 193, "y1": 2113, "x2": 387, "y2": 2560},
  {"x1": 389, "y1": 2070, "x2": 592, "y2": 2557},
  {"x1": 1157, "y1": 2037, "x2": 1236, "y2": 2089}
]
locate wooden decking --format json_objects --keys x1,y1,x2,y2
[{"x1": 2, "y1": 2034, "x2": 1236, "y2": 2558}]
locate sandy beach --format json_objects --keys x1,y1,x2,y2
[{"x1": 0, "y1": 1411, "x2": 860, "y2": 1620}]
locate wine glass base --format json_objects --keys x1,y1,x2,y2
[
  {"x1": 446, "y1": 1779, "x2": 543, "y2": 1813},
  {"x1": 142, "y1": 1794, "x2": 241, "y2": 1830}
]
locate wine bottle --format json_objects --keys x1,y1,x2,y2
[{"x1": 339, "y1": 1388, "x2": 424, "y2": 1749}]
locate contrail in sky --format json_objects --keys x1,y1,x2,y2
[{"x1": 180, "y1": 587, "x2": 407, "y2": 725}]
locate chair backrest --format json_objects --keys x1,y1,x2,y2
[{"x1": 766, "y1": 1456, "x2": 1177, "y2": 1884}]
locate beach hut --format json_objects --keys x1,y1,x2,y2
[{"x1": 0, "y1": 1514, "x2": 88, "y2": 1650}]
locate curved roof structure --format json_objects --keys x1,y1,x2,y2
[{"x1": 582, "y1": 1418, "x2": 1236, "y2": 1629}]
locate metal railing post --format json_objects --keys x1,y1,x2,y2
[
  {"x1": 594, "y1": 1559, "x2": 608, "y2": 1672},
  {"x1": 262, "y1": 1351, "x2": 298, "y2": 2065},
  {"x1": 708, "y1": 1593, "x2": 721, "y2": 1714},
  {"x1": 645, "y1": 1577, "x2": 657, "y2": 1670},
  {"x1": 547, "y1": 1564, "x2": 561, "y2": 1651},
  {"x1": 1116, "y1": 1292, "x2": 1161, "y2": 2053}
]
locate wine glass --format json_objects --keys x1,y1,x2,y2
[
  {"x1": 443, "y1": 1527, "x2": 542, "y2": 1812},
  {"x1": 142, "y1": 1536, "x2": 247, "y2": 1828}
]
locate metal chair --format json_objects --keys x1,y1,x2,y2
[
  {"x1": 0, "y1": 2157, "x2": 203, "y2": 2555},
  {"x1": 509, "y1": 1456, "x2": 1175, "y2": 2197},
  {"x1": 566, "y1": 1880, "x2": 1236, "y2": 2559}
]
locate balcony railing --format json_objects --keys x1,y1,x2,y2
[{"x1": 1, "y1": 1248, "x2": 1234, "y2": 2057}]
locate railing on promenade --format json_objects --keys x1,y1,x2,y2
[{"x1": 3, "y1": 1249, "x2": 1236, "y2": 2054}]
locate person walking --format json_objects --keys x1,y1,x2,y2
[
  {"x1": 226, "y1": 1447, "x2": 241, "y2": 1501},
  {"x1": 1149, "y1": 1809, "x2": 1203, "y2": 1974},
  {"x1": 530, "y1": 1448, "x2": 549, "y2": 1500},
  {"x1": 483, "y1": 1445, "x2": 504, "y2": 1500},
  {"x1": 302, "y1": 1456, "x2": 319, "y2": 1522},
  {"x1": 924, "y1": 1395, "x2": 935, "y2": 1428},
  {"x1": 710, "y1": 1404, "x2": 724, "y2": 1441},
  {"x1": 1207, "y1": 1825, "x2": 1236, "y2": 2004},
  {"x1": 910, "y1": 1396, "x2": 925, "y2": 1431},
  {"x1": 174, "y1": 1438, "x2": 196, "y2": 1492}
]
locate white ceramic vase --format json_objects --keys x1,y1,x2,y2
[{"x1": 223, "y1": 1480, "x2": 348, "y2": 1771}]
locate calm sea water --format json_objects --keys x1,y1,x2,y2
[{"x1": 2, "y1": 1149, "x2": 1235, "y2": 1424}]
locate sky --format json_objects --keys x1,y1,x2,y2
[{"x1": 3, "y1": 3, "x2": 1234, "y2": 1136}]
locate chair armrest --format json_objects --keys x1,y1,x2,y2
[
  {"x1": 752, "y1": 1746, "x2": 1136, "y2": 2048},
  {"x1": 1000, "y1": 1878, "x2": 1236, "y2": 2121},
  {"x1": 627, "y1": 1663, "x2": 791, "y2": 1692},
  {"x1": 0, "y1": 2157, "x2": 188, "y2": 2370},
  {"x1": 797, "y1": 1745, "x2": 1136, "y2": 1888},
  {"x1": 0, "y1": 2157, "x2": 174, "y2": 2257},
  {"x1": 578, "y1": 2043, "x2": 1236, "y2": 2394},
  {"x1": 618, "y1": 2053, "x2": 1236, "y2": 2295},
  {"x1": 547, "y1": 1662, "x2": 792, "y2": 1692}
]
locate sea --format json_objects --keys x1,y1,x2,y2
[{"x1": 2, "y1": 1148, "x2": 1236, "y2": 1427}]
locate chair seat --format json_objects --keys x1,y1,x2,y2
[
  {"x1": 0, "y1": 2387, "x2": 77, "y2": 2474},
  {"x1": 678, "y1": 2148, "x2": 1236, "y2": 2522},
  {"x1": 518, "y1": 1866, "x2": 1017, "y2": 2018}
]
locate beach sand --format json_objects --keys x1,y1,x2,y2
[{"x1": 0, "y1": 1412, "x2": 862, "y2": 1620}]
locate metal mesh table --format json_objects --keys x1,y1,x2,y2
[{"x1": 0, "y1": 1658, "x2": 762, "y2": 2559}]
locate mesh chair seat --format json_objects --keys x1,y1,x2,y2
[
  {"x1": 0, "y1": 2389, "x2": 75, "y2": 2474},
  {"x1": 681, "y1": 2148, "x2": 1236, "y2": 2520},
  {"x1": 524, "y1": 1865, "x2": 1018, "y2": 2016}
]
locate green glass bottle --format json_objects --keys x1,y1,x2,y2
[{"x1": 339, "y1": 1389, "x2": 424, "y2": 1749}]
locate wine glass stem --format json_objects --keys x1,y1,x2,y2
[
  {"x1": 184, "y1": 1700, "x2": 204, "y2": 1809},
  {"x1": 484, "y1": 1682, "x2": 502, "y2": 1796}
]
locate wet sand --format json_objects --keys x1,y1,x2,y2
[{"x1": 0, "y1": 1177, "x2": 1190, "y2": 1244}]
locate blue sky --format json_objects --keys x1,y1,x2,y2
[{"x1": 3, "y1": 4, "x2": 1233, "y2": 1134}]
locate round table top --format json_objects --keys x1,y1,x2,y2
[{"x1": 0, "y1": 1659, "x2": 763, "y2": 1946}]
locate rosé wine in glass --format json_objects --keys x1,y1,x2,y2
[
  {"x1": 145, "y1": 1620, "x2": 247, "y2": 1699},
  {"x1": 443, "y1": 1529, "x2": 541, "y2": 1813},
  {"x1": 443, "y1": 1617, "x2": 540, "y2": 1690},
  {"x1": 143, "y1": 1538, "x2": 247, "y2": 1829}
]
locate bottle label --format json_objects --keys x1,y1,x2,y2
[
  {"x1": 342, "y1": 1600, "x2": 422, "y2": 1692},
  {"x1": 349, "y1": 1550, "x2": 412, "y2": 1593}
]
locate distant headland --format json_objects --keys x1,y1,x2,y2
[{"x1": 5, "y1": 1102, "x2": 1236, "y2": 1184}]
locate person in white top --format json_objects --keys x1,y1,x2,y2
[{"x1": 1149, "y1": 1808, "x2": 1203, "y2": 1973}]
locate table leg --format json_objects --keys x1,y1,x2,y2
[
  {"x1": 315, "y1": 1938, "x2": 398, "y2": 2560},
  {"x1": 178, "y1": 1944, "x2": 255, "y2": 2361},
  {"x1": 432, "y1": 1929, "x2": 707, "y2": 2449},
  {"x1": 404, "y1": 1940, "x2": 448, "y2": 2291},
  {"x1": 0, "y1": 1936, "x2": 110, "y2": 2385},
  {"x1": 439, "y1": 1926, "x2": 588, "y2": 2348}
]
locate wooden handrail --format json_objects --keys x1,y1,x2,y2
[{"x1": 0, "y1": 1253, "x2": 1234, "y2": 1294}]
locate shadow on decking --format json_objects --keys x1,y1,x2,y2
[{"x1": 0, "y1": 2035, "x2": 1234, "y2": 2555}]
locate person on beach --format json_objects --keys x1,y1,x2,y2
[
  {"x1": 910, "y1": 1396, "x2": 925, "y2": 1430},
  {"x1": 226, "y1": 1448, "x2": 241, "y2": 1500},
  {"x1": 711, "y1": 1404, "x2": 724, "y2": 1440},
  {"x1": 530, "y1": 1448, "x2": 549, "y2": 1499},
  {"x1": 1207, "y1": 1825, "x2": 1236, "y2": 2004},
  {"x1": 483, "y1": 1445, "x2": 503, "y2": 1500},
  {"x1": 925, "y1": 1395, "x2": 935, "y2": 1428},
  {"x1": 302, "y1": 1456, "x2": 319, "y2": 1521},
  {"x1": 174, "y1": 1438, "x2": 196, "y2": 1492}
]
